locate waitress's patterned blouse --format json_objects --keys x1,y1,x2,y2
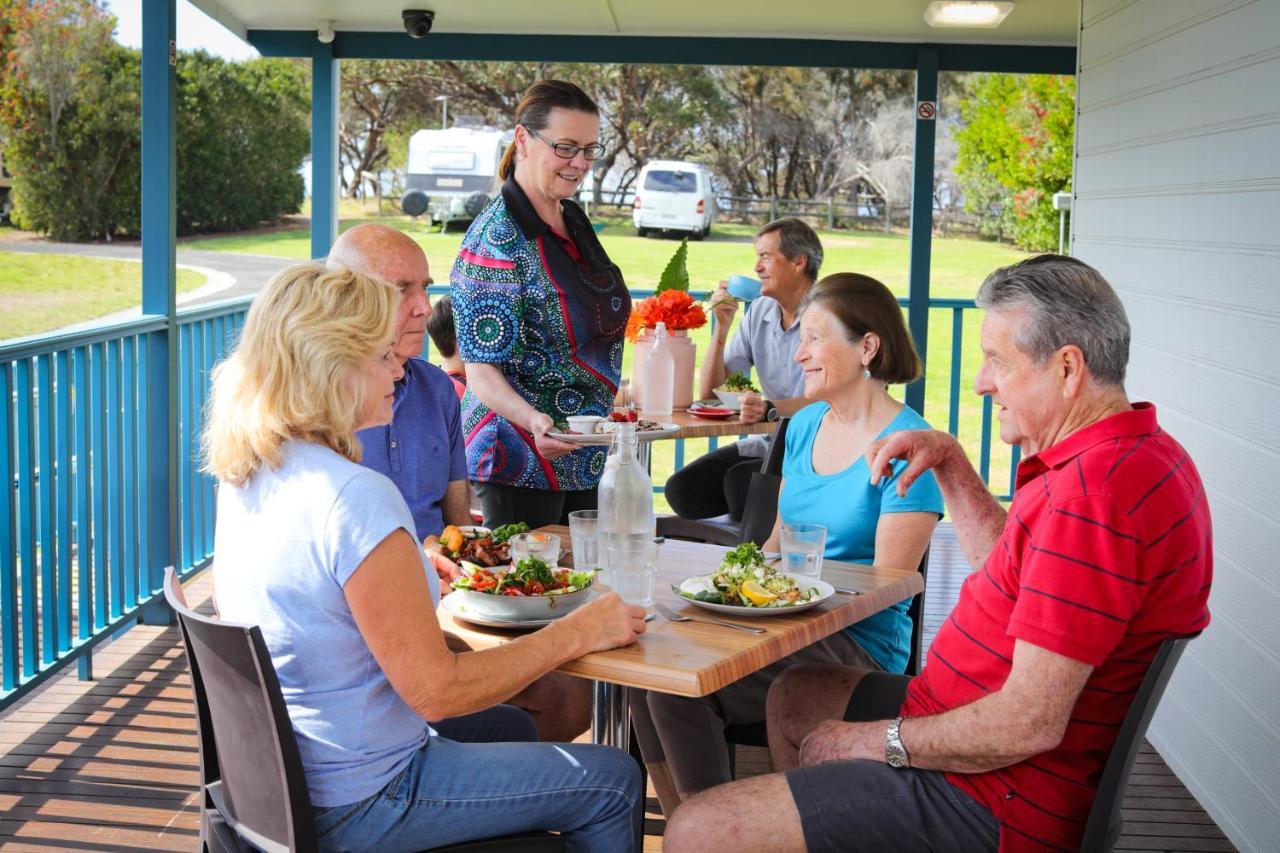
[{"x1": 451, "y1": 178, "x2": 630, "y2": 491}]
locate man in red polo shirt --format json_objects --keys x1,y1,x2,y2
[{"x1": 663, "y1": 255, "x2": 1212, "y2": 853}]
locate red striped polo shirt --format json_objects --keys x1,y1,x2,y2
[{"x1": 901, "y1": 403, "x2": 1212, "y2": 851}]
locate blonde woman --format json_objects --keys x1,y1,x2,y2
[{"x1": 204, "y1": 262, "x2": 646, "y2": 852}]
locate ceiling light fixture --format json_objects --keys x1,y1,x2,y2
[{"x1": 924, "y1": 1, "x2": 1014, "y2": 28}]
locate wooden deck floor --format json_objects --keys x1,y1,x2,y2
[{"x1": 0, "y1": 525, "x2": 1237, "y2": 852}]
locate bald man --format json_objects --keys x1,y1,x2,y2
[
  {"x1": 327, "y1": 224, "x2": 592, "y2": 744},
  {"x1": 328, "y1": 224, "x2": 472, "y2": 542}
]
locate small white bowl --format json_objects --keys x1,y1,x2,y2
[
  {"x1": 713, "y1": 389, "x2": 745, "y2": 410},
  {"x1": 566, "y1": 415, "x2": 603, "y2": 434}
]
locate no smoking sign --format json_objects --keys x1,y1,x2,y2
[{"x1": 917, "y1": 101, "x2": 937, "y2": 120}]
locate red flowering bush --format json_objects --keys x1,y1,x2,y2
[{"x1": 626, "y1": 289, "x2": 707, "y2": 342}]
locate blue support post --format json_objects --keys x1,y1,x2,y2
[
  {"x1": 905, "y1": 47, "x2": 938, "y2": 417},
  {"x1": 141, "y1": 0, "x2": 177, "y2": 624},
  {"x1": 311, "y1": 41, "x2": 339, "y2": 259}
]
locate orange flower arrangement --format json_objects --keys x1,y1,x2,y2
[{"x1": 626, "y1": 290, "x2": 707, "y2": 342}]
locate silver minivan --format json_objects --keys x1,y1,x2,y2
[{"x1": 632, "y1": 160, "x2": 718, "y2": 240}]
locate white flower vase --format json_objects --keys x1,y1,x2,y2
[{"x1": 631, "y1": 329, "x2": 696, "y2": 412}]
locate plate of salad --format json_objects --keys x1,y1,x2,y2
[
  {"x1": 713, "y1": 371, "x2": 759, "y2": 410},
  {"x1": 448, "y1": 555, "x2": 598, "y2": 623},
  {"x1": 672, "y1": 543, "x2": 833, "y2": 616}
]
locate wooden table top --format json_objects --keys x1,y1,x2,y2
[
  {"x1": 438, "y1": 527, "x2": 922, "y2": 698},
  {"x1": 666, "y1": 408, "x2": 779, "y2": 440}
]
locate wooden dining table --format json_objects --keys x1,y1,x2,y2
[
  {"x1": 634, "y1": 407, "x2": 777, "y2": 467},
  {"x1": 437, "y1": 526, "x2": 923, "y2": 749}
]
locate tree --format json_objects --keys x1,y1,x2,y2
[{"x1": 955, "y1": 73, "x2": 1075, "y2": 250}]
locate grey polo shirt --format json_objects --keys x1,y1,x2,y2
[{"x1": 724, "y1": 296, "x2": 806, "y2": 458}]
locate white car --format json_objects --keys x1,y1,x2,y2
[{"x1": 632, "y1": 160, "x2": 718, "y2": 240}]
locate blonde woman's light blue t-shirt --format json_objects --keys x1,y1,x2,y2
[{"x1": 213, "y1": 440, "x2": 440, "y2": 807}]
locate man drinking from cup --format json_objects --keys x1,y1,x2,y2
[{"x1": 665, "y1": 217, "x2": 824, "y2": 521}]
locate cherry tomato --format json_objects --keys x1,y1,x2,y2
[{"x1": 525, "y1": 580, "x2": 546, "y2": 595}]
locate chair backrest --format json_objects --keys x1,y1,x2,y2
[
  {"x1": 164, "y1": 567, "x2": 317, "y2": 853},
  {"x1": 1080, "y1": 632, "x2": 1200, "y2": 852},
  {"x1": 903, "y1": 548, "x2": 931, "y2": 677},
  {"x1": 736, "y1": 418, "x2": 790, "y2": 546},
  {"x1": 760, "y1": 416, "x2": 790, "y2": 477}
]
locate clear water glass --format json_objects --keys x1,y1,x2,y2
[
  {"x1": 780, "y1": 522, "x2": 827, "y2": 578},
  {"x1": 605, "y1": 535, "x2": 659, "y2": 608},
  {"x1": 568, "y1": 510, "x2": 601, "y2": 575},
  {"x1": 509, "y1": 532, "x2": 561, "y2": 566}
]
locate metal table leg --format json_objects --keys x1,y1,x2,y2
[{"x1": 591, "y1": 681, "x2": 630, "y2": 750}]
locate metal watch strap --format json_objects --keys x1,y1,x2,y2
[{"x1": 885, "y1": 716, "x2": 910, "y2": 768}]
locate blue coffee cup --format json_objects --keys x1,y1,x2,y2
[{"x1": 727, "y1": 274, "x2": 761, "y2": 302}]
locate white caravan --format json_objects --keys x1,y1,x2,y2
[
  {"x1": 632, "y1": 160, "x2": 718, "y2": 240},
  {"x1": 401, "y1": 122, "x2": 513, "y2": 228}
]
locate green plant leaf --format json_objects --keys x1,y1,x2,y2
[{"x1": 655, "y1": 237, "x2": 691, "y2": 293}]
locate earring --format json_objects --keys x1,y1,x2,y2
[{"x1": 862, "y1": 366, "x2": 872, "y2": 380}]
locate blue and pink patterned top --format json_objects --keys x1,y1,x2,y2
[{"x1": 451, "y1": 178, "x2": 630, "y2": 492}]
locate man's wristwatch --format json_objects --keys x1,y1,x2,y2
[
  {"x1": 764, "y1": 400, "x2": 780, "y2": 422},
  {"x1": 885, "y1": 716, "x2": 910, "y2": 768}
]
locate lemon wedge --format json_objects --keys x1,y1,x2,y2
[{"x1": 740, "y1": 579, "x2": 778, "y2": 607}]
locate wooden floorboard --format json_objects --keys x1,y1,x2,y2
[{"x1": 0, "y1": 524, "x2": 1237, "y2": 852}]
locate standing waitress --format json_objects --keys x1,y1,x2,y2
[{"x1": 451, "y1": 80, "x2": 629, "y2": 528}]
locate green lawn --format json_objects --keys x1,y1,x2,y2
[
  {"x1": 0, "y1": 251, "x2": 206, "y2": 340},
  {"x1": 188, "y1": 213, "x2": 1029, "y2": 510}
]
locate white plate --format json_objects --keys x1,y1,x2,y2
[
  {"x1": 549, "y1": 423, "x2": 680, "y2": 446},
  {"x1": 441, "y1": 587, "x2": 598, "y2": 629},
  {"x1": 671, "y1": 575, "x2": 835, "y2": 616}
]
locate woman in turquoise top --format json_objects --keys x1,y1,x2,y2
[{"x1": 634, "y1": 273, "x2": 943, "y2": 812}]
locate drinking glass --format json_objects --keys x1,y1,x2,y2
[
  {"x1": 605, "y1": 536, "x2": 660, "y2": 608},
  {"x1": 780, "y1": 522, "x2": 827, "y2": 578},
  {"x1": 509, "y1": 532, "x2": 561, "y2": 566},
  {"x1": 568, "y1": 510, "x2": 601, "y2": 575}
]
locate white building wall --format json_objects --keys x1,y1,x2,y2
[{"x1": 1072, "y1": 1, "x2": 1280, "y2": 849}]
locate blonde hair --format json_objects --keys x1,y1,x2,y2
[{"x1": 203, "y1": 262, "x2": 398, "y2": 486}]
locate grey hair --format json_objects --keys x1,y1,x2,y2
[
  {"x1": 976, "y1": 254, "x2": 1130, "y2": 386},
  {"x1": 758, "y1": 217, "x2": 824, "y2": 281}
]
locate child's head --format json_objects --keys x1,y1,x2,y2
[{"x1": 426, "y1": 294, "x2": 458, "y2": 358}]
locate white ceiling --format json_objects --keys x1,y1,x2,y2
[{"x1": 190, "y1": 0, "x2": 1079, "y2": 47}]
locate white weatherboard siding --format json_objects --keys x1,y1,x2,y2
[{"x1": 1073, "y1": 1, "x2": 1280, "y2": 849}]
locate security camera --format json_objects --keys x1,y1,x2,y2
[{"x1": 402, "y1": 9, "x2": 434, "y2": 38}]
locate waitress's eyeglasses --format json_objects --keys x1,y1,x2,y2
[{"x1": 525, "y1": 127, "x2": 606, "y2": 161}]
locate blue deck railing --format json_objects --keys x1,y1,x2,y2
[{"x1": 1, "y1": 288, "x2": 1016, "y2": 709}]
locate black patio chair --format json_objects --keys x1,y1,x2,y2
[
  {"x1": 1081, "y1": 632, "x2": 1201, "y2": 852},
  {"x1": 659, "y1": 417, "x2": 790, "y2": 548},
  {"x1": 163, "y1": 567, "x2": 563, "y2": 853}
]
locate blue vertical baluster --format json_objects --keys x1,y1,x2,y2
[
  {"x1": 708, "y1": 436, "x2": 719, "y2": 452},
  {"x1": 90, "y1": 343, "x2": 107, "y2": 632},
  {"x1": 205, "y1": 316, "x2": 223, "y2": 551},
  {"x1": 135, "y1": 335, "x2": 151, "y2": 603},
  {"x1": 37, "y1": 355, "x2": 57, "y2": 665},
  {"x1": 179, "y1": 324, "x2": 193, "y2": 571},
  {"x1": 105, "y1": 339, "x2": 123, "y2": 620},
  {"x1": 979, "y1": 394, "x2": 993, "y2": 486},
  {"x1": 73, "y1": 348, "x2": 92, "y2": 679},
  {"x1": 193, "y1": 320, "x2": 207, "y2": 562},
  {"x1": 948, "y1": 308, "x2": 964, "y2": 437},
  {"x1": 121, "y1": 337, "x2": 137, "y2": 609},
  {"x1": 15, "y1": 360, "x2": 38, "y2": 678},
  {"x1": 1, "y1": 362, "x2": 17, "y2": 690},
  {"x1": 54, "y1": 352, "x2": 72, "y2": 652}
]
